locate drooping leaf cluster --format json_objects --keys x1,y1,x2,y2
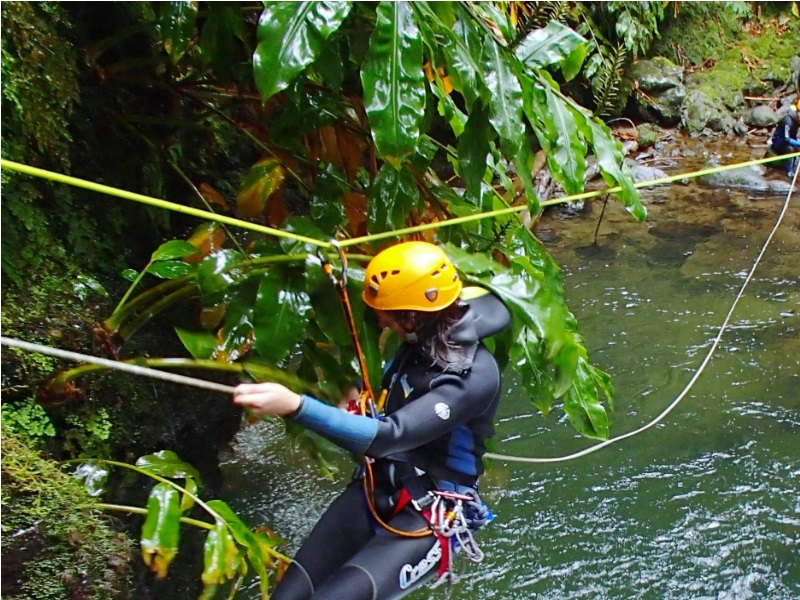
[
  {"x1": 40, "y1": 1, "x2": 649, "y2": 442},
  {"x1": 74, "y1": 450, "x2": 288, "y2": 599}
]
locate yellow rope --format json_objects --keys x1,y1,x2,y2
[
  {"x1": 0, "y1": 159, "x2": 331, "y2": 249},
  {"x1": 3, "y1": 152, "x2": 798, "y2": 249}
]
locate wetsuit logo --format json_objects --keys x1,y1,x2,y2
[
  {"x1": 399, "y1": 540, "x2": 441, "y2": 589},
  {"x1": 434, "y1": 402, "x2": 450, "y2": 420}
]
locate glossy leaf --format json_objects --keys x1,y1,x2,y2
[
  {"x1": 442, "y1": 7, "x2": 486, "y2": 109},
  {"x1": 458, "y1": 102, "x2": 491, "y2": 202},
  {"x1": 206, "y1": 499, "x2": 272, "y2": 597},
  {"x1": 73, "y1": 462, "x2": 109, "y2": 497},
  {"x1": 482, "y1": 34, "x2": 524, "y2": 160},
  {"x1": 368, "y1": 164, "x2": 420, "y2": 234},
  {"x1": 175, "y1": 327, "x2": 217, "y2": 360},
  {"x1": 147, "y1": 260, "x2": 196, "y2": 280},
  {"x1": 543, "y1": 84, "x2": 587, "y2": 196},
  {"x1": 254, "y1": 1, "x2": 353, "y2": 101},
  {"x1": 186, "y1": 223, "x2": 226, "y2": 263},
  {"x1": 136, "y1": 450, "x2": 203, "y2": 486},
  {"x1": 574, "y1": 109, "x2": 646, "y2": 222},
  {"x1": 215, "y1": 278, "x2": 259, "y2": 363},
  {"x1": 252, "y1": 268, "x2": 311, "y2": 363},
  {"x1": 196, "y1": 249, "x2": 248, "y2": 303},
  {"x1": 152, "y1": 240, "x2": 201, "y2": 262},
  {"x1": 199, "y1": 2, "x2": 244, "y2": 81},
  {"x1": 361, "y1": 1, "x2": 426, "y2": 165},
  {"x1": 563, "y1": 357, "x2": 610, "y2": 439},
  {"x1": 141, "y1": 482, "x2": 182, "y2": 579},
  {"x1": 202, "y1": 521, "x2": 244, "y2": 586},
  {"x1": 159, "y1": 1, "x2": 198, "y2": 64},
  {"x1": 181, "y1": 477, "x2": 198, "y2": 513},
  {"x1": 508, "y1": 327, "x2": 555, "y2": 414},
  {"x1": 514, "y1": 21, "x2": 587, "y2": 77},
  {"x1": 237, "y1": 159, "x2": 286, "y2": 218}
]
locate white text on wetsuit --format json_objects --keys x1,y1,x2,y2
[{"x1": 399, "y1": 540, "x2": 441, "y2": 589}]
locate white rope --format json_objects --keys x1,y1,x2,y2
[
  {"x1": 0, "y1": 337, "x2": 236, "y2": 394},
  {"x1": 485, "y1": 167, "x2": 798, "y2": 464}
]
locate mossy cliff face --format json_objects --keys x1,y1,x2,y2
[
  {"x1": 1, "y1": 3, "x2": 245, "y2": 596},
  {"x1": 1, "y1": 433, "x2": 134, "y2": 599},
  {"x1": 632, "y1": 3, "x2": 799, "y2": 134}
]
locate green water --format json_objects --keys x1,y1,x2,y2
[{"x1": 220, "y1": 167, "x2": 799, "y2": 598}]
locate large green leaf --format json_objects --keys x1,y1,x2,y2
[
  {"x1": 563, "y1": 357, "x2": 611, "y2": 439},
  {"x1": 152, "y1": 240, "x2": 201, "y2": 262},
  {"x1": 159, "y1": 1, "x2": 198, "y2": 64},
  {"x1": 148, "y1": 261, "x2": 196, "y2": 280},
  {"x1": 514, "y1": 21, "x2": 587, "y2": 76},
  {"x1": 206, "y1": 499, "x2": 273, "y2": 598},
  {"x1": 482, "y1": 34, "x2": 524, "y2": 160},
  {"x1": 141, "y1": 482, "x2": 182, "y2": 580},
  {"x1": 202, "y1": 521, "x2": 244, "y2": 586},
  {"x1": 175, "y1": 327, "x2": 217, "y2": 360},
  {"x1": 253, "y1": 1, "x2": 353, "y2": 101},
  {"x1": 368, "y1": 163, "x2": 420, "y2": 234},
  {"x1": 508, "y1": 326, "x2": 555, "y2": 415},
  {"x1": 199, "y1": 2, "x2": 245, "y2": 81},
  {"x1": 196, "y1": 250, "x2": 248, "y2": 304},
  {"x1": 543, "y1": 84, "x2": 587, "y2": 196},
  {"x1": 444, "y1": 229, "x2": 613, "y2": 439},
  {"x1": 252, "y1": 268, "x2": 311, "y2": 363},
  {"x1": 573, "y1": 108, "x2": 646, "y2": 222},
  {"x1": 361, "y1": 1, "x2": 426, "y2": 165},
  {"x1": 458, "y1": 102, "x2": 491, "y2": 201},
  {"x1": 136, "y1": 450, "x2": 203, "y2": 486}
]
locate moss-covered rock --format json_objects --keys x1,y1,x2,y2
[{"x1": 1, "y1": 432, "x2": 135, "y2": 599}]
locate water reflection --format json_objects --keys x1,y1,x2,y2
[{"x1": 221, "y1": 172, "x2": 799, "y2": 598}]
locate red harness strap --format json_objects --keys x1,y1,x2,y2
[{"x1": 392, "y1": 488, "x2": 451, "y2": 580}]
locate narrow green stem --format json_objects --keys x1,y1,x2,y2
[
  {"x1": 68, "y1": 459, "x2": 291, "y2": 563},
  {"x1": 98, "y1": 503, "x2": 214, "y2": 530},
  {"x1": 113, "y1": 263, "x2": 152, "y2": 315}
]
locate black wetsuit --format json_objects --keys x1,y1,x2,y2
[
  {"x1": 273, "y1": 290, "x2": 511, "y2": 600},
  {"x1": 770, "y1": 112, "x2": 800, "y2": 173}
]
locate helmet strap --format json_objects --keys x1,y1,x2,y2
[{"x1": 404, "y1": 313, "x2": 420, "y2": 344}]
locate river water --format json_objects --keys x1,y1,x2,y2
[{"x1": 219, "y1": 140, "x2": 799, "y2": 599}]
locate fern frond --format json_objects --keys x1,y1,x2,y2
[{"x1": 592, "y1": 43, "x2": 627, "y2": 118}]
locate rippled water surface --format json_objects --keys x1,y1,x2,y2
[{"x1": 220, "y1": 151, "x2": 799, "y2": 599}]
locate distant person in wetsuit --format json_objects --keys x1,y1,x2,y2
[
  {"x1": 769, "y1": 98, "x2": 800, "y2": 177},
  {"x1": 233, "y1": 241, "x2": 511, "y2": 600}
]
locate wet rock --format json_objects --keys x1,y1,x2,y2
[
  {"x1": 697, "y1": 159, "x2": 793, "y2": 194},
  {"x1": 626, "y1": 162, "x2": 669, "y2": 185},
  {"x1": 637, "y1": 123, "x2": 661, "y2": 148},
  {"x1": 681, "y1": 91, "x2": 734, "y2": 134},
  {"x1": 743, "y1": 105, "x2": 778, "y2": 128},
  {"x1": 628, "y1": 57, "x2": 686, "y2": 125},
  {"x1": 733, "y1": 118, "x2": 749, "y2": 136}
]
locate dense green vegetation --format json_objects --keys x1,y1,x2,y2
[{"x1": 2, "y1": 2, "x2": 797, "y2": 597}]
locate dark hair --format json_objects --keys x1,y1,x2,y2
[{"x1": 397, "y1": 302, "x2": 470, "y2": 371}]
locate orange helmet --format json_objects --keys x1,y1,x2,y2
[{"x1": 362, "y1": 242, "x2": 462, "y2": 312}]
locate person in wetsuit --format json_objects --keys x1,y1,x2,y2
[
  {"x1": 233, "y1": 241, "x2": 511, "y2": 600},
  {"x1": 769, "y1": 98, "x2": 800, "y2": 176}
]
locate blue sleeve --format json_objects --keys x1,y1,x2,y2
[
  {"x1": 788, "y1": 139, "x2": 800, "y2": 148},
  {"x1": 291, "y1": 394, "x2": 378, "y2": 454}
]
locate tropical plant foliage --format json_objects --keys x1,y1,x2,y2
[
  {"x1": 74, "y1": 450, "x2": 288, "y2": 599},
  {"x1": 513, "y1": 1, "x2": 667, "y2": 116},
  {"x1": 47, "y1": 1, "x2": 648, "y2": 443}
]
